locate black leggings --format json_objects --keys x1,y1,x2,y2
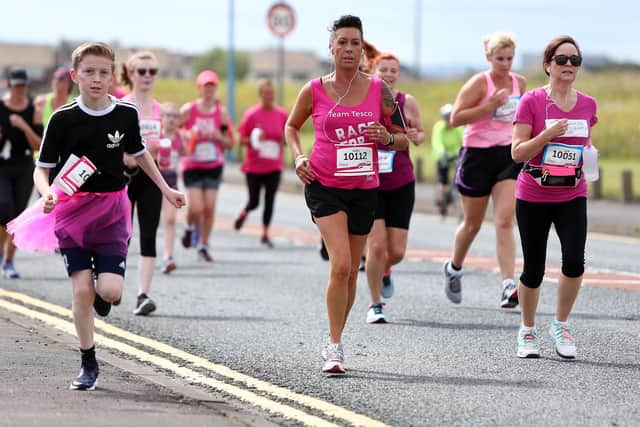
[
  {"x1": 516, "y1": 197, "x2": 587, "y2": 289},
  {"x1": 244, "y1": 171, "x2": 281, "y2": 226},
  {"x1": 0, "y1": 162, "x2": 34, "y2": 225},
  {"x1": 127, "y1": 169, "x2": 162, "y2": 257}
]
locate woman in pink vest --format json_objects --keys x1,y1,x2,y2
[
  {"x1": 121, "y1": 51, "x2": 164, "y2": 316},
  {"x1": 363, "y1": 45, "x2": 426, "y2": 324},
  {"x1": 445, "y1": 32, "x2": 526, "y2": 308},
  {"x1": 179, "y1": 70, "x2": 234, "y2": 262},
  {"x1": 286, "y1": 15, "x2": 409, "y2": 375}
]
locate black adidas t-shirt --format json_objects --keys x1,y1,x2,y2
[{"x1": 37, "y1": 97, "x2": 146, "y2": 193}]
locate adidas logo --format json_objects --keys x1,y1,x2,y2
[
  {"x1": 107, "y1": 130, "x2": 124, "y2": 148},
  {"x1": 118, "y1": 261, "x2": 126, "y2": 269}
]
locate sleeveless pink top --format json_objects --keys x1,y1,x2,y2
[
  {"x1": 123, "y1": 94, "x2": 162, "y2": 148},
  {"x1": 310, "y1": 76, "x2": 382, "y2": 189},
  {"x1": 463, "y1": 72, "x2": 521, "y2": 148},
  {"x1": 182, "y1": 101, "x2": 225, "y2": 171}
]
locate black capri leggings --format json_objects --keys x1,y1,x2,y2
[
  {"x1": 516, "y1": 197, "x2": 587, "y2": 289},
  {"x1": 244, "y1": 171, "x2": 281, "y2": 227},
  {"x1": 127, "y1": 168, "x2": 162, "y2": 257}
]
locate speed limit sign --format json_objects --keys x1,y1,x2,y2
[{"x1": 267, "y1": 2, "x2": 296, "y2": 38}]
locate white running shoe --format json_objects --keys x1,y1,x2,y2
[
  {"x1": 500, "y1": 279, "x2": 519, "y2": 308},
  {"x1": 443, "y1": 261, "x2": 462, "y2": 304},
  {"x1": 549, "y1": 320, "x2": 577, "y2": 359},
  {"x1": 366, "y1": 302, "x2": 387, "y2": 324},
  {"x1": 517, "y1": 326, "x2": 540, "y2": 358},
  {"x1": 321, "y1": 342, "x2": 345, "y2": 375}
]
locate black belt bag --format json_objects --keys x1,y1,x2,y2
[{"x1": 524, "y1": 163, "x2": 582, "y2": 187}]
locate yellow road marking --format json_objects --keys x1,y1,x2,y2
[{"x1": 0, "y1": 289, "x2": 388, "y2": 427}]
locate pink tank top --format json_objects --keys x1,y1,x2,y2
[
  {"x1": 123, "y1": 94, "x2": 162, "y2": 148},
  {"x1": 310, "y1": 76, "x2": 382, "y2": 189},
  {"x1": 182, "y1": 101, "x2": 225, "y2": 171},
  {"x1": 463, "y1": 72, "x2": 521, "y2": 148}
]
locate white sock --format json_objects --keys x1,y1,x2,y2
[
  {"x1": 520, "y1": 324, "x2": 535, "y2": 331},
  {"x1": 554, "y1": 319, "x2": 568, "y2": 326},
  {"x1": 446, "y1": 261, "x2": 462, "y2": 275}
]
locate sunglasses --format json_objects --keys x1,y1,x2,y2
[
  {"x1": 162, "y1": 113, "x2": 180, "y2": 118},
  {"x1": 136, "y1": 68, "x2": 158, "y2": 77},
  {"x1": 552, "y1": 55, "x2": 582, "y2": 67}
]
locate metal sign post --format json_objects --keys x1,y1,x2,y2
[{"x1": 267, "y1": 2, "x2": 295, "y2": 106}]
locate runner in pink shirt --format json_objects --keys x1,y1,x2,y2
[
  {"x1": 445, "y1": 32, "x2": 527, "y2": 308},
  {"x1": 158, "y1": 102, "x2": 190, "y2": 274},
  {"x1": 362, "y1": 44, "x2": 426, "y2": 324},
  {"x1": 179, "y1": 70, "x2": 234, "y2": 262},
  {"x1": 286, "y1": 15, "x2": 410, "y2": 375},
  {"x1": 512, "y1": 36, "x2": 597, "y2": 360},
  {"x1": 233, "y1": 80, "x2": 288, "y2": 247},
  {"x1": 121, "y1": 51, "x2": 165, "y2": 316}
]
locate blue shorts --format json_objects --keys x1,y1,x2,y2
[{"x1": 60, "y1": 248, "x2": 126, "y2": 277}]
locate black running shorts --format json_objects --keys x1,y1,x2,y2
[
  {"x1": 304, "y1": 180, "x2": 378, "y2": 235},
  {"x1": 374, "y1": 181, "x2": 415, "y2": 230},
  {"x1": 455, "y1": 145, "x2": 522, "y2": 197}
]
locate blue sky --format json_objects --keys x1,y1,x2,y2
[{"x1": 3, "y1": 0, "x2": 635, "y2": 71}]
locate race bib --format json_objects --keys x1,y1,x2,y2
[
  {"x1": 139, "y1": 119, "x2": 162, "y2": 141},
  {"x1": 54, "y1": 154, "x2": 97, "y2": 195},
  {"x1": 335, "y1": 145, "x2": 374, "y2": 176},
  {"x1": 258, "y1": 141, "x2": 280, "y2": 160},
  {"x1": 169, "y1": 150, "x2": 180, "y2": 170},
  {"x1": 377, "y1": 149, "x2": 396, "y2": 174},
  {"x1": 542, "y1": 142, "x2": 583, "y2": 167},
  {"x1": 493, "y1": 96, "x2": 520, "y2": 122},
  {"x1": 193, "y1": 142, "x2": 218, "y2": 162},
  {"x1": 544, "y1": 119, "x2": 589, "y2": 138}
]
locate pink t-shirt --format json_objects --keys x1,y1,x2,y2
[
  {"x1": 463, "y1": 72, "x2": 521, "y2": 148},
  {"x1": 310, "y1": 76, "x2": 382, "y2": 190},
  {"x1": 182, "y1": 102, "x2": 225, "y2": 171},
  {"x1": 238, "y1": 105, "x2": 288, "y2": 174},
  {"x1": 513, "y1": 87, "x2": 598, "y2": 203}
]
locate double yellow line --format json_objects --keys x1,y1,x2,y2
[{"x1": 0, "y1": 288, "x2": 387, "y2": 427}]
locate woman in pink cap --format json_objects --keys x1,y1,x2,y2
[{"x1": 179, "y1": 70, "x2": 234, "y2": 261}]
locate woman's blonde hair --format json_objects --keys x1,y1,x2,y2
[
  {"x1": 483, "y1": 32, "x2": 516, "y2": 55},
  {"x1": 120, "y1": 51, "x2": 157, "y2": 88}
]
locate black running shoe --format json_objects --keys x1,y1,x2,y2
[
  {"x1": 358, "y1": 255, "x2": 366, "y2": 272},
  {"x1": 93, "y1": 293, "x2": 111, "y2": 317},
  {"x1": 234, "y1": 212, "x2": 247, "y2": 230},
  {"x1": 133, "y1": 294, "x2": 156, "y2": 316},
  {"x1": 70, "y1": 360, "x2": 99, "y2": 391},
  {"x1": 260, "y1": 236, "x2": 274, "y2": 248},
  {"x1": 181, "y1": 229, "x2": 193, "y2": 248}
]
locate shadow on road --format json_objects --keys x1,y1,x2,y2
[{"x1": 345, "y1": 369, "x2": 545, "y2": 388}]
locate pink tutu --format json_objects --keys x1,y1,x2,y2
[{"x1": 8, "y1": 186, "x2": 132, "y2": 257}]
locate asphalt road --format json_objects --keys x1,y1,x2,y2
[{"x1": 2, "y1": 182, "x2": 639, "y2": 426}]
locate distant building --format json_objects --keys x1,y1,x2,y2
[
  {"x1": 0, "y1": 42, "x2": 56, "y2": 86},
  {"x1": 248, "y1": 49, "x2": 321, "y2": 81},
  {"x1": 0, "y1": 40, "x2": 194, "y2": 91}
]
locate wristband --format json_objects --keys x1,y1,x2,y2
[{"x1": 295, "y1": 154, "x2": 308, "y2": 169}]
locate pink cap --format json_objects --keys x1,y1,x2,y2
[
  {"x1": 196, "y1": 70, "x2": 219, "y2": 86},
  {"x1": 53, "y1": 66, "x2": 73, "y2": 87}
]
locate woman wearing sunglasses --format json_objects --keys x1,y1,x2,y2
[
  {"x1": 121, "y1": 51, "x2": 164, "y2": 316},
  {"x1": 511, "y1": 36, "x2": 596, "y2": 359},
  {"x1": 445, "y1": 32, "x2": 526, "y2": 308}
]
